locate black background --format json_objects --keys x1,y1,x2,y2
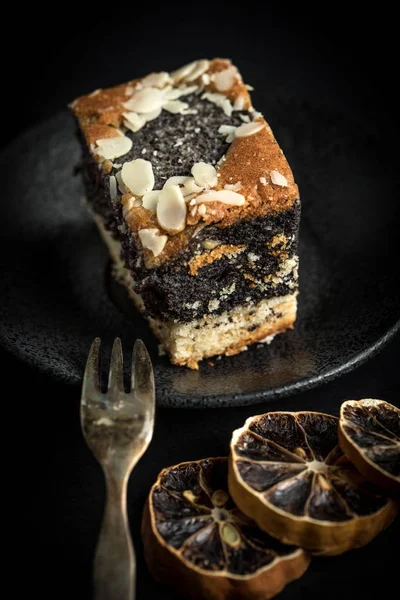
[{"x1": 2, "y1": 4, "x2": 399, "y2": 599}]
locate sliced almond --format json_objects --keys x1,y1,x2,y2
[
  {"x1": 164, "y1": 176, "x2": 188, "y2": 187},
  {"x1": 164, "y1": 85, "x2": 198, "y2": 100},
  {"x1": 93, "y1": 135, "x2": 132, "y2": 160},
  {"x1": 144, "y1": 107, "x2": 162, "y2": 122},
  {"x1": 141, "y1": 72, "x2": 172, "y2": 88},
  {"x1": 183, "y1": 177, "x2": 203, "y2": 196},
  {"x1": 198, "y1": 203, "x2": 206, "y2": 216},
  {"x1": 233, "y1": 95, "x2": 245, "y2": 110},
  {"x1": 121, "y1": 159, "x2": 155, "y2": 196},
  {"x1": 218, "y1": 125, "x2": 237, "y2": 134},
  {"x1": 218, "y1": 125, "x2": 237, "y2": 143},
  {"x1": 194, "y1": 190, "x2": 246, "y2": 206},
  {"x1": 124, "y1": 85, "x2": 135, "y2": 97},
  {"x1": 123, "y1": 87, "x2": 164, "y2": 114},
  {"x1": 163, "y1": 100, "x2": 190, "y2": 114},
  {"x1": 171, "y1": 61, "x2": 198, "y2": 83},
  {"x1": 235, "y1": 121, "x2": 265, "y2": 137},
  {"x1": 156, "y1": 185, "x2": 187, "y2": 234},
  {"x1": 201, "y1": 92, "x2": 233, "y2": 116},
  {"x1": 142, "y1": 190, "x2": 161, "y2": 212},
  {"x1": 214, "y1": 66, "x2": 238, "y2": 91},
  {"x1": 270, "y1": 170, "x2": 288, "y2": 187},
  {"x1": 185, "y1": 59, "x2": 210, "y2": 82},
  {"x1": 191, "y1": 162, "x2": 218, "y2": 188},
  {"x1": 109, "y1": 175, "x2": 117, "y2": 199},
  {"x1": 180, "y1": 107, "x2": 198, "y2": 115},
  {"x1": 115, "y1": 170, "x2": 126, "y2": 193},
  {"x1": 138, "y1": 228, "x2": 168, "y2": 257},
  {"x1": 123, "y1": 112, "x2": 146, "y2": 132},
  {"x1": 224, "y1": 182, "x2": 242, "y2": 191}
]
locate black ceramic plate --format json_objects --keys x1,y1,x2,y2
[{"x1": 0, "y1": 106, "x2": 399, "y2": 407}]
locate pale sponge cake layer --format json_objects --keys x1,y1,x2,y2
[
  {"x1": 151, "y1": 295, "x2": 297, "y2": 369},
  {"x1": 95, "y1": 215, "x2": 297, "y2": 369}
]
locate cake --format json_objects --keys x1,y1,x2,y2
[{"x1": 70, "y1": 58, "x2": 300, "y2": 369}]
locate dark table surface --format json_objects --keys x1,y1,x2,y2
[
  {"x1": 3, "y1": 5, "x2": 399, "y2": 599},
  {"x1": 7, "y1": 335, "x2": 399, "y2": 599}
]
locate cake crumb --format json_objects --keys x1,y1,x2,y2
[
  {"x1": 102, "y1": 160, "x2": 113, "y2": 174},
  {"x1": 258, "y1": 334, "x2": 276, "y2": 345},
  {"x1": 208, "y1": 299, "x2": 220, "y2": 312},
  {"x1": 95, "y1": 417, "x2": 114, "y2": 426}
]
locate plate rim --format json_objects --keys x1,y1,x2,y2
[
  {"x1": 0, "y1": 319, "x2": 398, "y2": 408},
  {"x1": 1, "y1": 110, "x2": 399, "y2": 407}
]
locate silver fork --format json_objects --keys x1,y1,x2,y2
[{"x1": 81, "y1": 337, "x2": 155, "y2": 600}]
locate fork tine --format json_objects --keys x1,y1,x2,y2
[
  {"x1": 82, "y1": 337, "x2": 101, "y2": 401},
  {"x1": 132, "y1": 339, "x2": 155, "y2": 409},
  {"x1": 108, "y1": 337, "x2": 124, "y2": 392}
]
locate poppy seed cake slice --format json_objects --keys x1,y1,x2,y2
[{"x1": 70, "y1": 58, "x2": 300, "y2": 369}]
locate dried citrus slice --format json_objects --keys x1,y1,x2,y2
[
  {"x1": 229, "y1": 411, "x2": 397, "y2": 555},
  {"x1": 142, "y1": 457, "x2": 310, "y2": 600},
  {"x1": 339, "y1": 399, "x2": 400, "y2": 494}
]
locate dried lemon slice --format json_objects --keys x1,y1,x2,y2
[
  {"x1": 339, "y1": 399, "x2": 400, "y2": 494},
  {"x1": 142, "y1": 457, "x2": 310, "y2": 600},
  {"x1": 229, "y1": 412, "x2": 397, "y2": 555}
]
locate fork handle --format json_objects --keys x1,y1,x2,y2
[{"x1": 94, "y1": 473, "x2": 135, "y2": 600}]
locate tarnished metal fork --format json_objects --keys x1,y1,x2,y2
[{"x1": 81, "y1": 338, "x2": 155, "y2": 600}]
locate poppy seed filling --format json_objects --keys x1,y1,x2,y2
[{"x1": 114, "y1": 94, "x2": 247, "y2": 187}]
